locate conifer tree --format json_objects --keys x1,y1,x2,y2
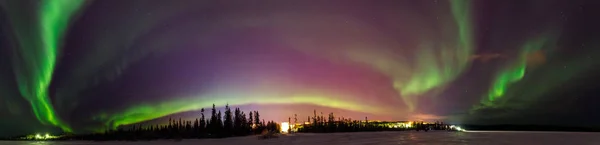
[
  {"x1": 249, "y1": 111, "x2": 254, "y2": 126},
  {"x1": 209, "y1": 104, "x2": 217, "y2": 134},
  {"x1": 217, "y1": 110, "x2": 223, "y2": 130},
  {"x1": 224, "y1": 104, "x2": 233, "y2": 136},
  {"x1": 254, "y1": 111, "x2": 260, "y2": 126},
  {"x1": 233, "y1": 108, "x2": 241, "y2": 135},
  {"x1": 200, "y1": 108, "x2": 206, "y2": 133}
]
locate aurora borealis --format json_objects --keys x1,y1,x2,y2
[
  {"x1": 1, "y1": 0, "x2": 599, "y2": 136},
  {"x1": 1, "y1": 0, "x2": 86, "y2": 132}
]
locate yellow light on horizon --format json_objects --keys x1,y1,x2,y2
[{"x1": 281, "y1": 122, "x2": 290, "y2": 133}]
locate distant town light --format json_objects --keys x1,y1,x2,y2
[
  {"x1": 281, "y1": 122, "x2": 290, "y2": 133},
  {"x1": 28, "y1": 133, "x2": 58, "y2": 140},
  {"x1": 450, "y1": 125, "x2": 466, "y2": 132}
]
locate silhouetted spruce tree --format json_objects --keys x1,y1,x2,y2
[
  {"x1": 168, "y1": 117, "x2": 173, "y2": 130},
  {"x1": 233, "y1": 108, "x2": 241, "y2": 135},
  {"x1": 178, "y1": 118, "x2": 182, "y2": 130},
  {"x1": 265, "y1": 121, "x2": 280, "y2": 132},
  {"x1": 185, "y1": 119, "x2": 191, "y2": 138},
  {"x1": 365, "y1": 116, "x2": 368, "y2": 128},
  {"x1": 224, "y1": 104, "x2": 233, "y2": 137},
  {"x1": 200, "y1": 108, "x2": 206, "y2": 137},
  {"x1": 254, "y1": 111, "x2": 260, "y2": 126},
  {"x1": 249, "y1": 111, "x2": 254, "y2": 126},
  {"x1": 193, "y1": 118, "x2": 199, "y2": 137},
  {"x1": 217, "y1": 110, "x2": 223, "y2": 136},
  {"x1": 320, "y1": 112, "x2": 324, "y2": 127},
  {"x1": 209, "y1": 104, "x2": 218, "y2": 135},
  {"x1": 268, "y1": 121, "x2": 273, "y2": 131},
  {"x1": 328, "y1": 113, "x2": 335, "y2": 132},
  {"x1": 240, "y1": 111, "x2": 248, "y2": 134},
  {"x1": 313, "y1": 110, "x2": 317, "y2": 125}
]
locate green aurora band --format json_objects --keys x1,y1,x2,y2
[
  {"x1": 478, "y1": 36, "x2": 600, "y2": 110},
  {"x1": 0, "y1": 0, "x2": 596, "y2": 134},
  {"x1": 92, "y1": 0, "x2": 477, "y2": 129},
  {"x1": 281, "y1": 0, "x2": 476, "y2": 111},
  {"x1": 5, "y1": 0, "x2": 85, "y2": 132},
  {"x1": 395, "y1": 0, "x2": 474, "y2": 111},
  {"x1": 98, "y1": 93, "x2": 387, "y2": 129},
  {"x1": 479, "y1": 36, "x2": 551, "y2": 109},
  {"x1": 54, "y1": 1, "x2": 196, "y2": 115},
  {"x1": 502, "y1": 44, "x2": 600, "y2": 107}
]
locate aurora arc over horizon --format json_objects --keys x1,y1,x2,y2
[
  {"x1": 0, "y1": 0, "x2": 598, "y2": 135},
  {"x1": 96, "y1": 0, "x2": 476, "y2": 127},
  {"x1": 101, "y1": 94, "x2": 388, "y2": 129}
]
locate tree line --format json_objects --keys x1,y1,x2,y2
[
  {"x1": 297, "y1": 110, "x2": 451, "y2": 133},
  {"x1": 19, "y1": 108, "x2": 458, "y2": 141},
  {"x1": 67, "y1": 104, "x2": 280, "y2": 141}
]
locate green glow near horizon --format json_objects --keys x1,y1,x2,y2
[
  {"x1": 211, "y1": 1, "x2": 475, "y2": 112},
  {"x1": 88, "y1": 0, "x2": 477, "y2": 130},
  {"x1": 99, "y1": 94, "x2": 386, "y2": 129},
  {"x1": 8, "y1": 0, "x2": 85, "y2": 132}
]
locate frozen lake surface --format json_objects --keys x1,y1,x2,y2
[{"x1": 3, "y1": 131, "x2": 600, "y2": 145}]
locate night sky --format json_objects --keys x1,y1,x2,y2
[{"x1": 1, "y1": 0, "x2": 599, "y2": 136}]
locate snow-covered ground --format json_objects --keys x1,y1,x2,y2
[{"x1": 3, "y1": 131, "x2": 600, "y2": 145}]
